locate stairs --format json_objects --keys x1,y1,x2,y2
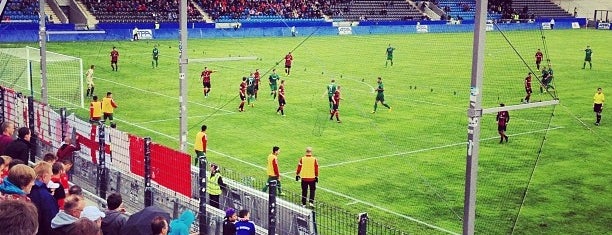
[
  {"x1": 190, "y1": 0, "x2": 213, "y2": 22},
  {"x1": 73, "y1": 0, "x2": 99, "y2": 27},
  {"x1": 43, "y1": 1, "x2": 61, "y2": 24}
]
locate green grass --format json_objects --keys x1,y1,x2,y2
[{"x1": 2, "y1": 29, "x2": 611, "y2": 234}]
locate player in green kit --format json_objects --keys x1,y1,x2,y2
[
  {"x1": 326, "y1": 79, "x2": 337, "y2": 111},
  {"x1": 582, "y1": 45, "x2": 592, "y2": 69},
  {"x1": 269, "y1": 69, "x2": 280, "y2": 100},
  {"x1": 152, "y1": 45, "x2": 159, "y2": 68},
  {"x1": 372, "y1": 77, "x2": 391, "y2": 113},
  {"x1": 385, "y1": 44, "x2": 395, "y2": 67}
]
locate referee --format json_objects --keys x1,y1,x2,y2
[{"x1": 594, "y1": 88, "x2": 605, "y2": 126}]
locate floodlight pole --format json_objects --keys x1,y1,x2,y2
[
  {"x1": 178, "y1": 0, "x2": 189, "y2": 152},
  {"x1": 38, "y1": 0, "x2": 48, "y2": 104}
]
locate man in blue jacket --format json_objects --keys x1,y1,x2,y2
[
  {"x1": 168, "y1": 210, "x2": 195, "y2": 235},
  {"x1": 235, "y1": 209, "x2": 256, "y2": 235},
  {"x1": 28, "y1": 162, "x2": 60, "y2": 235}
]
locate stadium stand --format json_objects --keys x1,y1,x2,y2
[
  {"x1": 81, "y1": 0, "x2": 203, "y2": 23},
  {"x1": 330, "y1": 0, "x2": 425, "y2": 21},
  {"x1": 511, "y1": 0, "x2": 572, "y2": 19},
  {"x1": 1, "y1": 0, "x2": 45, "y2": 23},
  {"x1": 436, "y1": 0, "x2": 503, "y2": 21},
  {"x1": 196, "y1": 0, "x2": 334, "y2": 22}
]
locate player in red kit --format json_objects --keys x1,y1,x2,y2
[
  {"x1": 496, "y1": 103, "x2": 510, "y2": 144},
  {"x1": 201, "y1": 67, "x2": 216, "y2": 98},
  {"x1": 276, "y1": 80, "x2": 286, "y2": 116},
  {"x1": 284, "y1": 52, "x2": 293, "y2": 76},
  {"x1": 253, "y1": 69, "x2": 261, "y2": 99},
  {"x1": 535, "y1": 49, "x2": 543, "y2": 71},
  {"x1": 238, "y1": 77, "x2": 247, "y2": 112},
  {"x1": 329, "y1": 86, "x2": 341, "y2": 123},
  {"x1": 523, "y1": 72, "x2": 532, "y2": 104},
  {"x1": 110, "y1": 47, "x2": 119, "y2": 71}
]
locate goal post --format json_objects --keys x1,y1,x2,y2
[{"x1": 0, "y1": 46, "x2": 84, "y2": 108}]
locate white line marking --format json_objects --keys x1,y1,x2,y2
[
  {"x1": 320, "y1": 126, "x2": 563, "y2": 168},
  {"x1": 135, "y1": 113, "x2": 234, "y2": 124},
  {"x1": 94, "y1": 76, "x2": 235, "y2": 113}
]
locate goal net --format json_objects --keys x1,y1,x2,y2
[{"x1": 0, "y1": 46, "x2": 84, "y2": 108}]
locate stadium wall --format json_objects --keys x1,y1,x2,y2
[{"x1": 0, "y1": 18, "x2": 589, "y2": 42}]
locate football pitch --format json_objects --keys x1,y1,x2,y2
[{"x1": 5, "y1": 29, "x2": 612, "y2": 234}]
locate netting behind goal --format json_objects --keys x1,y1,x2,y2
[{"x1": 0, "y1": 46, "x2": 84, "y2": 108}]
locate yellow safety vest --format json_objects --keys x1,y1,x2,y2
[{"x1": 207, "y1": 173, "x2": 221, "y2": 196}]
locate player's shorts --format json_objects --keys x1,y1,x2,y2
[
  {"x1": 328, "y1": 96, "x2": 334, "y2": 103},
  {"x1": 332, "y1": 104, "x2": 339, "y2": 111},
  {"x1": 103, "y1": 113, "x2": 114, "y2": 121},
  {"x1": 153, "y1": 56, "x2": 158, "y2": 60},
  {"x1": 594, "y1": 103, "x2": 603, "y2": 113},
  {"x1": 387, "y1": 56, "x2": 393, "y2": 60},
  {"x1": 270, "y1": 84, "x2": 278, "y2": 91},
  {"x1": 525, "y1": 88, "x2": 532, "y2": 94},
  {"x1": 111, "y1": 60, "x2": 118, "y2": 64},
  {"x1": 536, "y1": 59, "x2": 542, "y2": 64},
  {"x1": 585, "y1": 57, "x2": 591, "y2": 62},
  {"x1": 240, "y1": 94, "x2": 246, "y2": 101},
  {"x1": 498, "y1": 124, "x2": 507, "y2": 132},
  {"x1": 87, "y1": 82, "x2": 94, "y2": 89},
  {"x1": 203, "y1": 82, "x2": 211, "y2": 88},
  {"x1": 376, "y1": 94, "x2": 385, "y2": 102},
  {"x1": 254, "y1": 84, "x2": 259, "y2": 91},
  {"x1": 247, "y1": 88, "x2": 255, "y2": 95},
  {"x1": 285, "y1": 64, "x2": 291, "y2": 69},
  {"x1": 278, "y1": 98, "x2": 286, "y2": 106}
]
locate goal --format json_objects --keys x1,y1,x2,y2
[{"x1": 0, "y1": 46, "x2": 84, "y2": 108}]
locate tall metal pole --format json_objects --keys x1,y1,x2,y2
[
  {"x1": 144, "y1": 137, "x2": 153, "y2": 207},
  {"x1": 198, "y1": 155, "x2": 208, "y2": 234},
  {"x1": 463, "y1": 0, "x2": 487, "y2": 234},
  {"x1": 38, "y1": 0, "x2": 48, "y2": 104},
  {"x1": 178, "y1": 0, "x2": 189, "y2": 152}
]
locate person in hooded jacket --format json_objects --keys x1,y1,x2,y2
[
  {"x1": 51, "y1": 194, "x2": 85, "y2": 235},
  {"x1": 168, "y1": 210, "x2": 196, "y2": 235},
  {"x1": 101, "y1": 192, "x2": 128, "y2": 235},
  {"x1": 0, "y1": 164, "x2": 36, "y2": 201}
]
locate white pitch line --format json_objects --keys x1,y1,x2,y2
[
  {"x1": 136, "y1": 113, "x2": 234, "y2": 125},
  {"x1": 320, "y1": 126, "x2": 564, "y2": 168},
  {"x1": 94, "y1": 76, "x2": 235, "y2": 114}
]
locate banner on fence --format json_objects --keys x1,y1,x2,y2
[
  {"x1": 571, "y1": 22, "x2": 580, "y2": 29},
  {"x1": 541, "y1": 22, "x2": 552, "y2": 30},
  {"x1": 486, "y1": 23, "x2": 494, "y2": 31},
  {"x1": 136, "y1": 29, "x2": 154, "y2": 39},
  {"x1": 416, "y1": 24, "x2": 429, "y2": 33},
  {"x1": 338, "y1": 26, "x2": 352, "y2": 35},
  {"x1": 597, "y1": 22, "x2": 610, "y2": 30}
]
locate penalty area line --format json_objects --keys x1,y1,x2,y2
[
  {"x1": 320, "y1": 126, "x2": 564, "y2": 169},
  {"x1": 135, "y1": 113, "x2": 234, "y2": 125},
  {"x1": 95, "y1": 76, "x2": 235, "y2": 114}
]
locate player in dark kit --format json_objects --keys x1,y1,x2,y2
[
  {"x1": 330, "y1": 86, "x2": 341, "y2": 123},
  {"x1": 269, "y1": 69, "x2": 280, "y2": 100},
  {"x1": 247, "y1": 74, "x2": 256, "y2": 107},
  {"x1": 326, "y1": 79, "x2": 337, "y2": 111},
  {"x1": 276, "y1": 80, "x2": 286, "y2": 116},
  {"x1": 110, "y1": 47, "x2": 119, "y2": 71},
  {"x1": 523, "y1": 72, "x2": 533, "y2": 103},
  {"x1": 284, "y1": 52, "x2": 293, "y2": 76},
  {"x1": 201, "y1": 67, "x2": 216, "y2": 98},
  {"x1": 152, "y1": 45, "x2": 159, "y2": 68},
  {"x1": 385, "y1": 44, "x2": 395, "y2": 67},
  {"x1": 496, "y1": 103, "x2": 510, "y2": 144},
  {"x1": 535, "y1": 49, "x2": 543, "y2": 70},
  {"x1": 372, "y1": 77, "x2": 391, "y2": 113},
  {"x1": 582, "y1": 45, "x2": 592, "y2": 69},
  {"x1": 238, "y1": 77, "x2": 247, "y2": 112},
  {"x1": 253, "y1": 69, "x2": 261, "y2": 99}
]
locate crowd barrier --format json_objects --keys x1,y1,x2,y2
[{"x1": 0, "y1": 18, "x2": 589, "y2": 42}]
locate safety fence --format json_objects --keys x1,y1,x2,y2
[{"x1": 0, "y1": 86, "x2": 408, "y2": 235}]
